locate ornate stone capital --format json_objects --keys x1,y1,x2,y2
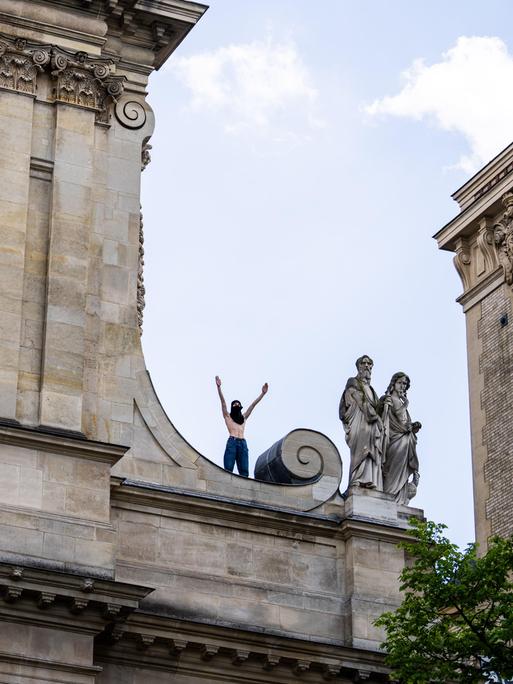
[
  {"x1": 0, "y1": 36, "x2": 51, "y2": 96},
  {"x1": 0, "y1": 35, "x2": 125, "y2": 124},
  {"x1": 50, "y1": 47, "x2": 124, "y2": 121}
]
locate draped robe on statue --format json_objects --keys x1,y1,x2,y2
[
  {"x1": 382, "y1": 398, "x2": 419, "y2": 504},
  {"x1": 340, "y1": 378, "x2": 383, "y2": 489}
]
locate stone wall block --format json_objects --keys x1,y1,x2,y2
[
  {"x1": 0, "y1": 93, "x2": 33, "y2": 419},
  {"x1": 118, "y1": 520, "x2": 158, "y2": 563}
]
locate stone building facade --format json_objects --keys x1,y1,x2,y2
[
  {"x1": 436, "y1": 145, "x2": 513, "y2": 547},
  {"x1": 0, "y1": 1, "x2": 424, "y2": 682}
]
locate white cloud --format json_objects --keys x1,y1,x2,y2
[
  {"x1": 170, "y1": 38, "x2": 323, "y2": 141},
  {"x1": 365, "y1": 36, "x2": 513, "y2": 173}
]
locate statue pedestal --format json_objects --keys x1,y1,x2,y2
[
  {"x1": 341, "y1": 487, "x2": 424, "y2": 652},
  {"x1": 344, "y1": 486, "x2": 424, "y2": 528}
]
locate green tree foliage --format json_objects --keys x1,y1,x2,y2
[{"x1": 375, "y1": 519, "x2": 513, "y2": 683}]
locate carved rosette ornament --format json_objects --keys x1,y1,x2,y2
[
  {"x1": 494, "y1": 192, "x2": 513, "y2": 287},
  {"x1": 0, "y1": 35, "x2": 125, "y2": 124}
]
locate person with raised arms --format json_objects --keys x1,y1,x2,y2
[{"x1": 215, "y1": 376, "x2": 268, "y2": 478}]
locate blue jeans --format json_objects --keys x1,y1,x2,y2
[{"x1": 223, "y1": 436, "x2": 249, "y2": 477}]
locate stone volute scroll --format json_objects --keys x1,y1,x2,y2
[
  {"x1": 493, "y1": 191, "x2": 513, "y2": 287},
  {"x1": 254, "y1": 429, "x2": 341, "y2": 484},
  {"x1": 115, "y1": 96, "x2": 148, "y2": 129}
]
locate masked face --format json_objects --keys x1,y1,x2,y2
[{"x1": 230, "y1": 401, "x2": 244, "y2": 425}]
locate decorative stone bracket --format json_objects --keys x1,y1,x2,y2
[
  {"x1": 452, "y1": 217, "x2": 498, "y2": 294},
  {"x1": 453, "y1": 237, "x2": 472, "y2": 292},
  {"x1": 99, "y1": 627, "x2": 386, "y2": 681},
  {"x1": 0, "y1": 34, "x2": 125, "y2": 124}
]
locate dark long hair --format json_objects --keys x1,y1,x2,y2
[
  {"x1": 230, "y1": 400, "x2": 244, "y2": 425},
  {"x1": 385, "y1": 372, "x2": 410, "y2": 396}
]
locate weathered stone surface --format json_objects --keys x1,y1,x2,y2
[
  {"x1": 0, "y1": 2, "x2": 427, "y2": 683},
  {"x1": 436, "y1": 146, "x2": 513, "y2": 546}
]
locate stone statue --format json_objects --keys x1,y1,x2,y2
[
  {"x1": 494, "y1": 192, "x2": 513, "y2": 287},
  {"x1": 381, "y1": 372, "x2": 421, "y2": 505},
  {"x1": 339, "y1": 355, "x2": 384, "y2": 490}
]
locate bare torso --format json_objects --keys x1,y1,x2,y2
[
  {"x1": 224, "y1": 415, "x2": 246, "y2": 438},
  {"x1": 215, "y1": 376, "x2": 268, "y2": 440}
]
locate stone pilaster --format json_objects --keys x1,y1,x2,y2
[{"x1": 435, "y1": 141, "x2": 513, "y2": 546}]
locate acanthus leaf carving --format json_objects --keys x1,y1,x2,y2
[
  {"x1": 50, "y1": 47, "x2": 125, "y2": 123},
  {"x1": 0, "y1": 36, "x2": 50, "y2": 96},
  {"x1": 0, "y1": 35, "x2": 125, "y2": 124},
  {"x1": 493, "y1": 192, "x2": 513, "y2": 288}
]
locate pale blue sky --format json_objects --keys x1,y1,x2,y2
[{"x1": 140, "y1": 0, "x2": 513, "y2": 548}]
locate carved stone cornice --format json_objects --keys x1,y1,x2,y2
[
  {"x1": 0, "y1": 562, "x2": 153, "y2": 630},
  {"x1": 112, "y1": 478, "x2": 342, "y2": 538},
  {"x1": 91, "y1": 0, "x2": 207, "y2": 69},
  {"x1": 0, "y1": 421, "x2": 129, "y2": 466},
  {"x1": 95, "y1": 612, "x2": 390, "y2": 682},
  {"x1": 0, "y1": 34, "x2": 125, "y2": 123}
]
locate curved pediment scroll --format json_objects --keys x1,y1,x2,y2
[{"x1": 122, "y1": 368, "x2": 342, "y2": 512}]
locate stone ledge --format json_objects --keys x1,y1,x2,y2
[
  {"x1": 0, "y1": 561, "x2": 154, "y2": 631},
  {"x1": 96, "y1": 611, "x2": 390, "y2": 682},
  {"x1": 0, "y1": 651, "x2": 102, "y2": 676},
  {"x1": 0, "y1": 421, "x2": 129, "y2": 465},
  {"x1": 113, "y1": 478, "x2": 343, "y2": 537}
]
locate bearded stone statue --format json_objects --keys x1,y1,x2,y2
[{"x1": 339, "y1": 355, "x2": 384, "y2": 490}]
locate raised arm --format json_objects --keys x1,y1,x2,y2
[
  {"x1": 215, "y1": 376, "x2": 229, "y2": 418},
  {"x1": 244, "y1": 383, "x2": 268, "y2": 420}
]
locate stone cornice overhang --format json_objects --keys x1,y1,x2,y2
[
  {"x1": 0, "y1": 561, "x2": 153, "y2": 630},
  {"x1": 0, "y1": 421, "x2": 128, "y2": 466},
  {"x1": 96, "y1": 611, "x2": 389, "y2": 681},
  {"x1": 43, "y1": 0, "x2": 208, "y2": 68},
  {"x1": 435, "y1": 143, "x2": 513, "y2": 251},
  {"x1": 112, "y1": 478, "x2": 415, "y2": 544},
  {"x1": 452, "y1": 141, "x2": 513, "y2": 210}
]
